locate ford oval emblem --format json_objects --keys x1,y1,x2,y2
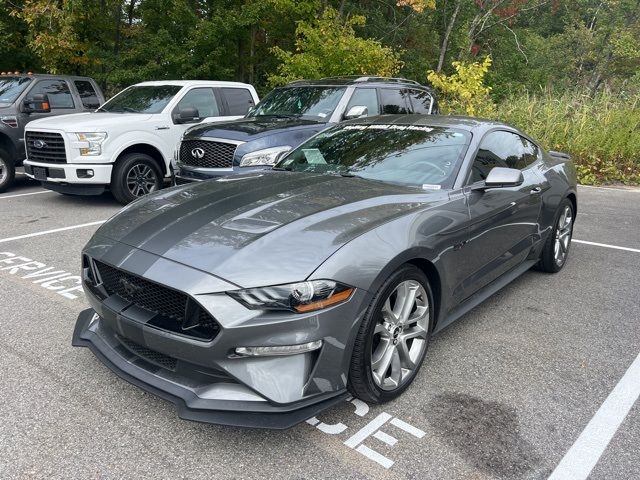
[{"x1": 33, "y1": 139, "x2": 47, "y2": 149}]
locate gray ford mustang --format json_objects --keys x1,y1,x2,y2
[{"x1": 73, "y1": 115, "x2": 577, "y2": 428}]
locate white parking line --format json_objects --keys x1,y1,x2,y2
[
  {"x1": 0, "y1": 220, "x2": 106, "y2": 244},
  {"x1": 0, "y1": 190, "x2": 51, "y2": 199},
  {"x1": 572, "y1": 239, "x2": 640, "y2": 254},
  {"x1": 549, "y1": 352, "x2": 640, "y2": 480}
]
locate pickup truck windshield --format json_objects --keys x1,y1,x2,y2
[
  {"x1": 249, "y1": 86, "x2": 345, "y2": 121},
  {"x1": 276, "y1": 124, "x2": 471, "y2": 188},
  {"x1": 99, "y1": 85, "x2": 182, "y2": 114},
  {"x1": 0, "y1": 77, "x2": 32, "y2": 104}
]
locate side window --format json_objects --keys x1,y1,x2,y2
[
  {"x1": 30, "y1": 80, "x2": 74, "y2": 109},
  {"x1": 221, "y1": 87, "x2": 255, "y2": 116},
  {"x1": 379, "y1": 88, "x2": 412, "y2": 114},
  {"x1": 346, "y1": 88, "x2": 379, "y2": 116},
  {"x1": 468, "y1": 131, "x2": 540, "y2": 183},
  {"x1": 176, "y1": 88, "x2": 220, "y2": 118},
  {"x1": 408, "y1": 89, "x2": 432, "y2": 114},
  {"x1": 74, "y1": 80, "x2": 100, "y2": 109}
]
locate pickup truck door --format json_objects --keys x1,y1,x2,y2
[
  {"x1": 166, "y1": 86, "x2": 256, "y2": 157},
  {"x1": 21, "y1": 78, "x2": 85, "y2": 124}
]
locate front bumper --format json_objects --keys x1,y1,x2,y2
[
  {"x1": 24, "y1": 160, "x2": 113, "y2": 185},
  {"x1": 175, "y1": 163, "x2": 271, "y2": 184},
  {"x1": 73, "y1": 309, "x2": 348, "y2": 429}
]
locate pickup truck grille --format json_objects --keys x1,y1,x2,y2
[
  {"x1": 26, "y1": 131, "x2": 67, "y2": 164},
  {"x1": 89, "y1": 259, "x2": 220, "y2": 341},
  {"x1": 179, "y1": 139, "x2": 237, "y2": 168}
]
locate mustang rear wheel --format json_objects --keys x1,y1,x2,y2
[
  {"x1": 538, "y1": 198, "x2": 574, "y2": 273},
  {"x1": 348, "y1": 264, "x2": 433, "y2": 403}
]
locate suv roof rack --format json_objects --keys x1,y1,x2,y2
[{"x1": 321, "y1": 75, "x2": 423, "y2": 86}]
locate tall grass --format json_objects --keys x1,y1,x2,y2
[{"x1": 494, "y1": 91, "x2": 640, "y2": 185}]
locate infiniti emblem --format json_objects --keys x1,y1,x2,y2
[
  {"x1": 33, "y1": 139, "x2": 47, "y2": 149},
  {"x1": 119, "y1": 277, "x2": 143, "y2": 297},
  {"x1": 191, "y1": 147, "x2": 205, "y2": 159}
]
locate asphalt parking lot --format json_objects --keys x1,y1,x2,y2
[{"x1": 0, "y1": 174, "x2": 638, "y2": 480}]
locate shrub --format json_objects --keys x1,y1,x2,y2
[{"x1": 496, "y1": 91, "x2": 640, "y2": 185}]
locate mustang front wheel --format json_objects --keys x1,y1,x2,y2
[{"x1": 348, "y1": 264, "x2": 433, "y2": 403}]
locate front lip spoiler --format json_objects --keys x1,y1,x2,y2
[{"x1": 72, "y1": 308, "x2": 348, "y2": 429}]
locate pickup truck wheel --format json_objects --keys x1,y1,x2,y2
[
  {"x1": 0, "y1": 148, "x2": 15, "y2": 194},
  {"x1": 111, "y1": 153, "x2": 162, "y2": 205}
]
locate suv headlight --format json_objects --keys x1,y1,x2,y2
[
  {"x1": 75, "y1": 132, "x2": 107, "y2": 156},
  {"x1": 227, "y1": 280, "x2": 354, "y2": 313},
  {"x1": 240, "y1": 146, "x2": 291, "y2": 167}
]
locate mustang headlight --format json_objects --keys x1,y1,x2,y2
[
  {"x1": 228, "y1": 280, "x2": 354, "y2": 313},
  {"x1": 75, "y1": 132, "x2": 107, "y2": 156},
  {"x1": 239, "y1": 146, "x2": 291, "y2": 167}
]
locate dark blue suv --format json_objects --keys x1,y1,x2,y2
[{"x1": 174, "y1": 76, "x2": 438, "y2": 183}]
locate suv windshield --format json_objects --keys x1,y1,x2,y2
[
  {"x1": 249, "y1": 86, "x2": 345, "y2": 121},
  {"x1": 0, "y1": 77, "x2": 32, "y2": 104},
  {"x1": 276, "y1": 124, "x2": 471, "y2": 188},
  {"x1": 99, "y1": 85, "x2": 182, "y2": 114}
]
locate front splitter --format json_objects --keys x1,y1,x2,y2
[{"x1": 72, "y1": 308, "x2": 349, "y2": 429}]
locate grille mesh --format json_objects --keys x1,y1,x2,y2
[
  {"x1": 26, "y1": 131, "x2": 67, "y2": 164},
  {"x1": 92, "y1": 260, "x2": 219, "y2": 340},
  {"x1": 179, "y1": 139, "x2": 236, "y2": 168},
  {"x1": 119, "y1": 336, "x2": 178, "y2": 371}
]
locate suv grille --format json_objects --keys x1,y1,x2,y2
[
  {"x1": 91, "y1": 259, "x2": 220, "y2": 341},
  {"x1": 26, "y1": 131, "x2": 67, "y2": 164},
  {"x1": 179, "y1": 139, "x2": 237, "y2": 168}
]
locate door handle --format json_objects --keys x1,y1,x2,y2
[{"x1": 530, "y1": 186, "x2": 542, "y2": 194}]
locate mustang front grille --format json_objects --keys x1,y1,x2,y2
[
  {"x1": 179, "y1": 139, "x2": 237, "y2": 168},
  {"x1": 26, "y1": 131, "x2": 67, "y2": 164},
  {"x1": 88, "y1": 259, "x2": 220, "y2": 341}
]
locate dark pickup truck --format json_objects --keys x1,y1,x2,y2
[
  {"x1": 0, "y1": 73, "x2": 105, "y2": 192},
  {"x1": 175, "y1": 76, "x2": 438, "y2": 183}
]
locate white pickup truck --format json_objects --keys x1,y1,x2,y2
[{"x1": 23, "y1": 80, "x2": 259, "y2": 204}]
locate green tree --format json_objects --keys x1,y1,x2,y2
[{"x1": 268, "y1": 7, "x2": 402, "y2": 86}]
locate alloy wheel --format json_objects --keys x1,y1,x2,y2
[
  {"x1": 554, "y1": 205, "x2": 573, "y2": 266},
  {"x1": 371, "y1": 280, "x2": 429, "y2": 391},
  {"x1": 0, "y1": 158, "x2": 7, "y2": 184},
  {"x1": 126, "y1": 163, "x2": 158, "y2": 198}
]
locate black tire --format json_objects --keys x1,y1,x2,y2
[
  {"x1": 348, "y1": 264, "x2": 433, "y2": 403},
  {"x1": 0, "y1": 148, "x2": 15, "y2": 194},
  {"x1": 111, "y1": 153, "x2": 163, "y2": 205},
  {"x1": 537, "y1": 198, "x2": 574, "y2": 273}
]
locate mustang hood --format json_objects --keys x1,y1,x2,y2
[{"x1": 95, "y1": 172, "x2": 445, "y2": 288}]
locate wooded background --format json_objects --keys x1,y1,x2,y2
[{"x1": 1, "y1": 0, "x2": 639, "y2": 184}]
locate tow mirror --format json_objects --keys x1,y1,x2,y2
[
  {"x1": 23, "y1": 93, "x2": 51, "y2": 114},
  {"x1": 344, "y1": 105, "x2": 368, "y2": 120},
  {"x1": 481, "y1": 167, "x2": 524, "y2": 189},
  {"x1": 175, "y1": 107, "x2": 200, "y2": 124}
]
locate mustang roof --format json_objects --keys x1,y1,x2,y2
[{"x1": 344, "y1": 114, "x2": 517, "y2": 134}]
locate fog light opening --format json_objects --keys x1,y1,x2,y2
[
  {"x1": 77, "y1": 169, "x2": 95, "y2": 179},
  {"x1": 235, "y1": 340, "x2": 323, "y2": 357}
]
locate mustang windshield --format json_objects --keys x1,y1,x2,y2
[
  {"x1": 99, "y1": 85, "x2": 182, "y2": 113},
  {"x1": 248, "y1": 86, "x2": 345, "y2": 121},
  {"x1": 276, "y1": 124, "x2": 471, "y2": 187},
  {"x1": 0, "y1": 77, "x2": 32, "y2": 104}
]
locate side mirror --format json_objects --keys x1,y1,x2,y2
[
  {"x1": 482, "y1": 167, "x2": 524, "y2": 189},
  {"x1": 174, "y1": 107, "x2": 200, "y2": 124},
  {"x1": 344, "y1": 105, "x2": 368, "y2": 120},
  {"x1": 23, "y1": 93, "x2": 51, "y2": 114}
]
